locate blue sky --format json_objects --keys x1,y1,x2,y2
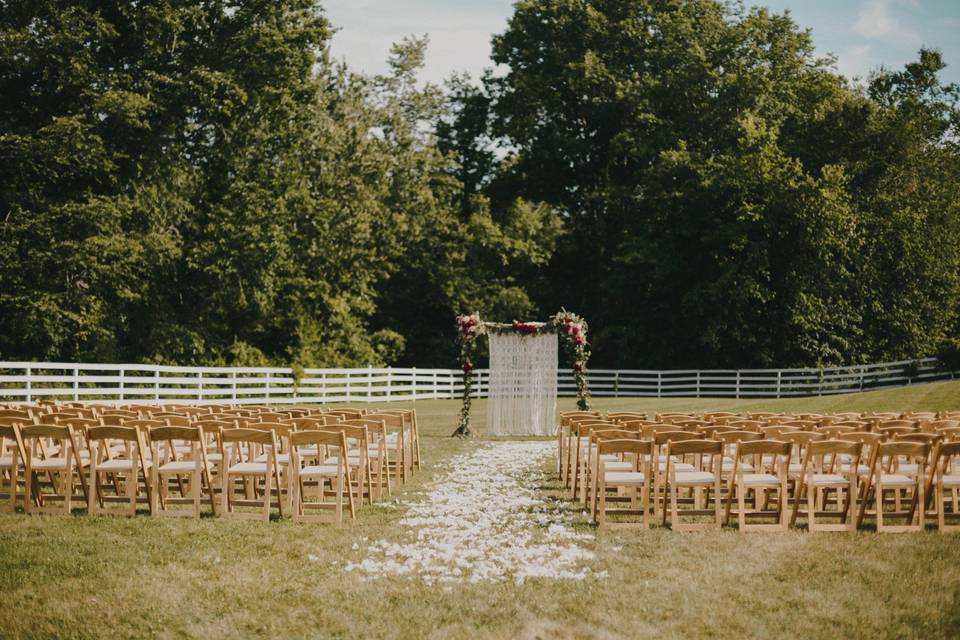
[{"x1": 323, "y1": 0, "x2": 960, "y2": 85}]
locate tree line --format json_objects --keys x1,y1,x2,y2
[{"x1": 1, "y1": 0, "x2": 959, "y2": 370}]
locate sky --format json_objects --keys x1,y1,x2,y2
[{"x1": 323, "y1": 0, "x2": 960, "y2": 86}]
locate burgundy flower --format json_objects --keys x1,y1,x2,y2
[{"x1": 462, "y1": 361, "x2": 473, "y2": 373}]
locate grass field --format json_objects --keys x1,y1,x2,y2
[{"x1": 2, "y1": 382, "x2": 960, "y2": 639}]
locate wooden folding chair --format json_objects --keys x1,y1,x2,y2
[
  {"x1": 664, "y1": 439, "x2": 723, "y2": 531},
  {"x1": 342, "y1": 418, "x2": 391, "y2": 499},
  {"x1": 364, "y1": 412, "x2": 408, "y2": 487},
  {"x1": 289, "y1": 429, "x2": 355, "y2": 525},
  {"x1": 593, "y1": 438, "x2": 653, "y2": 529},
  {"x1": 320, "y1": 424, "x2": 372, "y2": 508},
  {"x1": 377, "y1": 409, "x2": 420, "y2": 472},
  {"x1": 650, "y1": 430, "x2": 701, "y2": 518},
  {"x1": 872, "y1": 440, "x2": 929, "y2": 532},
  {"x1": 86, "y1": 425, "x2": 152, "y2": 516},
  {"x1": 586, "y1": 427, "x2": 643, "y2": 518},
  {"x1": 793, "y1": 440, "x2": 862, "y2": 532},
  {"x1": 569, "y1": 420, "x2": 616, "y2": 501},
  {"x1": 726, "y1": 440, "x2": 791, "y2": 532},
  {"x1": 218, "y1": 428, "x2": 283, "y2": 520},
  {"x1": 148, "y1": 426, "x2": 216, "y2": 517},
  {"x1": 559, "y1": 413, "x2": 601, "y2": 486},
  {"x1": 21, "y1": 424, "x2": 77, "y2": 515},
  {"x1": 0, "y1": 425, "x2": 20, "y2": 512},
  {"x1": 928, "y1": 441, "x2": 960, "y2": 531}
]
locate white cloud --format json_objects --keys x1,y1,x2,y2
[
  {"x1": 853, "y1": 0, "x2": 920, "y2": 43},
  {"x1": 835, "y1": 44, "x2": 873, "y2": 80},
  {"x1": 324, "y1": 1, "x2": 511, "y2": 85}
]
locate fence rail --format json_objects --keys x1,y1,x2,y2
[{"x1": 0, "y1": 358, "x2": 955, "y2": 405}]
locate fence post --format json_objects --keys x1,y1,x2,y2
[
  {"x1": 386, "y1": 367, "x2": 392, "y2": 401},
  {"x1": 154, "y1": 370, "x2": 160, "y2": 402},
  {"x1": 265, "y1": 371, "x2": 272, "y2": 404},
  {"x1": 197, "y1": 371, "x2": 204, "y2": 403},
  {"x1": 119, "y1": 366, "x2": 125, "y2": 402},
  {"x1": 432, "y1": 370, "x2": 439, "y2": 399},
  {"x1": 614, "y1": 371, "x2": 620, "y2": 398},
  {"x1": 657, "y1": 371, "x2": 662, "y2": 398},
  {"x1": 859, "y1": 365, "x2": 865, "y2": 392},
  {"x1": 449, "y1": 370, "x2": 455, "y2": 399},
  {"x1": 776, "y1": 370, "x2": 781, "y2": 399},
  {"x1": 73, "y1": 367, "x2": 80, "y2": 402},
  {"x1": 735, "y1": 370, "x2": 740, "y2": 399},
  {"x1": 411, "y1": 366, "x2": 417, "y2": 402},
  {"x1": 231, "y1": 370, "x2": 237, "y2": 402},
  {"x1": 367, "y1": 365, "x2": 373, "y2": 401},
  {"x1": 696, "y1": 371, "x2": 701, "y2": 398},
  {"x1": 25, "y1": 366, "x2": 32, "y2": 403}
]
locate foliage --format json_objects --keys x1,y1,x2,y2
[
  {"x1": 1, "y1": 0, "x2": 959, "y2": 374},
  {"x1": 484, "y1": 0, "x2": 960, "y2": 369}
]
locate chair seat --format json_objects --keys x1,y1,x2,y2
[
  {"x1": 327, "y1": 456, "x2": 361, "y2": 467},
  {"x1": 740, "y1": 473, "x2": 780, "y2": 487},
  {"x1": 255, "y1": 453, "x2": 289, "y2": 464},
  {"x1": 808, "y1": 473, "x2": 849, "y2": 486},
  {"x1": 300, "y1": 464, "x2": 341, "y2": 477},
  {"x1": 158, "y1": 460, "x2": 198, "y2": 473},
  {"x1": 206, "y1": 453, "x2": 223, "y2": 463},
  {"x1": 604, "y1": 471, "x2": 646, "y2": 485},
  {"x1": 838, "y1": 463, "x2": 872, "y2": 476},
  {"x1": 602, "y1": 461, "x2": 634, "y2": 472},
  {"x1": 227, "y1": 462, "x2": 268, "y2": 474},
  {"x1": 659, "y1": 462, "x2": 696, "y2": 473},
  {"x1": 722, "y1": 461, "x2": 754, "y2": 473},
  {"x1": 896, "y1": 463, "x2": 920, "y2": 476},
  {"x1": 942, "y1": 475, "x2": 960, "y2": 488},
  {"x1": 0, "y1": 455, "x2": 13, "y2": 468},
  {"x1": 97, "y1": 458, "x2": 146, "y2": 472},
  {"x1": 674, "y1": 471, "x2": 715, "y2": 485},
  {"x1": 30, "y1": 457, "x2": 69, "y2": 470},
  {"x1": 877, "y1": 473, "x2": 916, "y2": 488}
]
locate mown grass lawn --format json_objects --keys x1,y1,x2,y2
[{"x1": 2, "y1": 382, "x2": 960, "y2": 639}]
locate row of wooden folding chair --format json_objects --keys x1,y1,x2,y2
[{"x1": 588, "y1": 431, "x2": 960, "y2": 532}]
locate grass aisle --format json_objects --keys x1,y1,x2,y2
[{"x1": 346, "y1": 441, "x2": 599, "y2": 584}]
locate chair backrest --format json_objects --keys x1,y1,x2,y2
[
  {"x1": 87, "y1": 425, "x2": 141, "y2": 443},
  {"x1": 936, "y1": 442, "x2": 960, "y2": 468},
  {"x1": 149, "y1": 426, "x2": 205, "y2": 443},
  {"x1": 727, "y1": 420, "x2": 763, "y2": 432},
  {"x1": 573, "y1": 421, "x2": 616, "y2": 436},
  {"x1": 878, "y1": 426, "x2": 917, "y2": 438},
  {"x1": 876, "y1": 440, "x2": 930, "y2": 464},
  {"x1": 20, "y1": 424, "x2": 74, "y2": 457},
  {"x1": 591, "y1": 428, "x2": 642, "y2": 442},
  {"x1": 607, "y1": 412, "x2": 648, "y2": 423},
  {"x1": 326, "y1": 408, "x2": 366, "y2": 420},
  {"x1": 0, "y1": 409, "x2": 32, "y2": 422},
  {"x1": 560, "y1": 411, "x2": 601, "y2": 427},
  {"x1": 219, "y1": 427, "x2": 277, "y2": 446},
  {"x1": 596, "y1": 438, "x2": 654, "y2": 457},
  {"x1": 895, "y1": 432, "x2": 941, "y2": 445},
  {"x1": 818, "y1": 425, "x2": 858, "y2": 438},
  {"x1": 654, "y1": 430, "x2": 702, "y2": 446},
  {"x1": 290, "y1": 429, "x2": 348, "y2": 450},
  {"x1": 620, "y1": 419, "x2": 657, "y2": 429},
  {"x1": 673, "y1": 419, "x2": 712, "y2": 430},
  {"x1": 716, "y1": 430, "x2": 762, "y2": 446},
  {"x1": 748, "y1": 412, "x2": 780, "y2": 420},
  {"x1": 736, "y1": 439, "x2": 791, "y2": 458},
  {"x1": 878, "y1": 419, "x2": 917, "y2": 431},
  {"x1": 782, "y1": 420, "x2": 818, "y2": 430},
  {"x1": 760, "y1": 425, "x2": 799, "y2": 438},
  {"x1": 666, "y1": 439, "x2": 722, "y2": 456},
  {"x1": 364, "y1": 413, "x2": 404, "y2": 429},
  {"x1": 807, "y1": 439, "x2": 862, "y2": 457},
  {"x1": 122, "y1": 419, "x2": 167, "y2": 430}
]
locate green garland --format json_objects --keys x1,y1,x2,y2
[{"x1": 451, "y1": 310, "x2": 591, "y2": 437}]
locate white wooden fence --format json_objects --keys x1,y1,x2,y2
[{"x1": 0, "y1": 358, "x2": 954, "y2": 404}]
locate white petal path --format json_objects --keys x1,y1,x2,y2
[{"x1": 343, "y1": 441, "x2": 604, "y2": 585}]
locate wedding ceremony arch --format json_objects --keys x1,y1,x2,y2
[{"x1": 452, "y1": 311, "x2": 591, "y2": 437}]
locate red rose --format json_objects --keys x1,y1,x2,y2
[
  {"x1": 574, "y1": 335, "x2": 585, "y2": 345},
  {"x1": 574, "y1": 361, "x2": 583, "y2": 372},
  {"x1": 462, "y1": 361, "x2": 473, "y2": 373}
]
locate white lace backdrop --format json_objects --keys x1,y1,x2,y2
[{"x1": 485, "y1": 332, "x2": 558, "y2": 436}]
